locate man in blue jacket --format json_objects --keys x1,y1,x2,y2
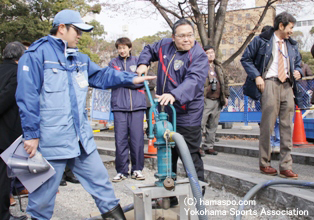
[
  {"x1": 109, "y1": 37, "x2": 146, "y2": 182},
  {"x1": 136, "y1": 19, "x2": 208, "y2": 187},
  {"x1": 15, "y1": 9, "x2": 155, "y2": 220},
  {"x1": 241, "y1": 12, "x2": 301, "y2": 179}
]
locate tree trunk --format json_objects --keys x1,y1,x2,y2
[
  {"x1": 213, "y1": 0, "x2": 228, "y2": 51},
  {"x1": 208, "y1": 0, "x2": 215, "y2": 46},
  {"x1": 189, "y1": 0, "x2": 208, "y2": 46}
]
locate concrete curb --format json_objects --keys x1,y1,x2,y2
[
  {"x1": 214, "y1": 144, "x2": 314, "y2": 166},
  {"x1": 98, "y1": 147, "x2": 314, "y2": 217},
  {"x1": 215, "y1": 132, "x2": 259, "y2": 139},
  {"x1": 94, "y1": 134, "x2": 149, "y2": 144}
]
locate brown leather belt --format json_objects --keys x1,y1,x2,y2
[{"x1": 265, "y1": 77, "x2": 290, "y2": 83}]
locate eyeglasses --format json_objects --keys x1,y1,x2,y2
[
  {"x1": 175, "y1": 34, "x2": 195, "y2": 39},
  {"x1": 70, "y1": 25, "x2": 82, "y2": 36}
]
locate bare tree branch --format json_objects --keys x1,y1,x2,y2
[
  {"x1": 189, "y1": 0, "x2": 208, "y2": 46},
  {"x1": 149, "y1": 0, "x2": 178, "y2": 28},
  {"x1": 150, "y1": 0, "x2": 182, "y2": 20},
  {"x1": 178, "y1": 0, "x2": 187, "y2": 17},
  {"x1": 222, "y1": 0, "x2": 278, "y2": 67}
]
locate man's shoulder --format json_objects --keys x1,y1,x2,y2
[
  {"x1": 190, "y1": 42, "x2": 205, "y2": 54},
  {"x1": 26, "y1": 36, "x2": 49, "y2": 53},
  {"x1": 77, "y1": 52, "x2": 90, "y2": 62},
  {"x1": 159, "y1": 38, "x2": 173, "y2": 48}
]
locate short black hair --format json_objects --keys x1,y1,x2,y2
[
  {"x1": 261, "y1": 25, "x2": 272, "y2": 33},
  {"x1": 274, "y1": 12, "x2": 296, "y2": 31},
  {"x1": 3, "y1": 41, "x2": 25, "y2": 61},
  {"x1": 21, "y1": 41, "x2": 31, "y2": 48},
  {"x1": 115, "y1": 37, "x2": 132, "y2": 49},
  {"x1": 204, "y1": 45, "x2": 215, "y2": 52},
  {"x1": 311, "y1": 44, "x2": 314, "y2": 58},
  {"x1": 172, "y1": 19, "x2": 194, "y2": 35},
  {"x1": 50, "y1": 24, "x2": 71, "y2": 35}
]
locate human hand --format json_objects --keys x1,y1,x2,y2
[
  {"x1": 255, "y1": 76, "x2": 265, "y2": 93},
  {"x1": 293, "y1": 70, "x2": 301, "y2": 80},
  {"x1": 24, "y1": 138, "x2": 39, "y2": 158},
  {"x1": 136, "y1": 64, "x2": 148, "y2": 77},
  {"x1": 224, "y1": 98, "x2": 228, "y2": 107},
  {"x1": 133, "y1": 75, "x2": 156, "y2": 84},
  {"x1": 156, "y1": 94, "x2": 175, "y2": 105}
]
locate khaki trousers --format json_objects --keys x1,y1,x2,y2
[
  {"x1": 259, "y1": 79, "x2": 294, "y2": 170},
  {"x1": 201, "y1": 99, "x2": 221, "y2": 150}
]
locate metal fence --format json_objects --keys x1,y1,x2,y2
[
  {"x1": 90, "y1": 77, "x2": 314, "y2": 124},
  {"x1": 91, "y1": 89, "x2": 112, "y2": 120},
  {"x1": 220, "y1": 77, "x2": 314, "y2": 124}
]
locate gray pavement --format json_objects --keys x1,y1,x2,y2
[
  {"x1": 10, "y1": 154, "x2": 313, "y2": 220},
  {"x1": 9, "y1": 123, "x2": 314, "y2": 219}
]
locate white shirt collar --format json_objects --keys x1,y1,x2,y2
[{"x1": 274, "y1": 33, "x2": 284, "y2": 44}]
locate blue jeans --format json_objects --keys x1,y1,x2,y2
[
  {"x1": 27, "y1": 148, "x2": 119, "y2": 219},
  {"x1": 270, "y1": 118, "x2": 280, "y2": 147}
]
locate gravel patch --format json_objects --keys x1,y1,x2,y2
[{"x1": 10, "y1": 163, "x2": 311, "y2": 220}]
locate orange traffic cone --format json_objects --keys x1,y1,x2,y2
[
  {"x1": 293, "y1": 107, "x2": 308, "y2": 145},
  {"x1": 144, "y1": 112, "x2": 157, "y2": 158},
  {"x1": 99, "y1": 120, "x2": 107, "y2": 126},
  {"x1": 145, "y1": 137, "x2": 157, "y2": 158}
]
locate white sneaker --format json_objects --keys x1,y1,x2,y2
[
  {"x1": 131, "y1": 170, "x2": 145, "y2": 180},
  {"x1": 112, "y1": 173, "x2": 127, "y2": 182},
  {"x1": 272, "y1": 146, "x2": 280, "y2": 153}
]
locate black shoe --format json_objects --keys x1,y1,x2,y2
[
  {"x1": 199, "y1": 148, "x2": 206, "y2": 157},
  {"x1": 60, "y1": 178, "x2": 67, "y2": 186},
  {"x1": 169, "y1": 196, "x2": 178, "y2": 207},
  {"x1": 65, "y1": 176, "x2": 80, "y2": 184},
  {"x1": 101, "y1": 204, "x2": 126, "y2": 220},
  {"x1": 9, "y1": 215, "x2": 27, "y2": 220},
  {"x1": 204, "y1": 149, "x2": 218, "y2": 155}
]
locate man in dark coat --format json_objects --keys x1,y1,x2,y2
[
  {"x1": 311, "y1": 44, "x2": 314, "y2": 104},
  {"x1": 0, "y1": 41, "x2": 27, "y2": 220},
  {"x1": 241, "y1": 12, "x2": 302, "y2": 179}
]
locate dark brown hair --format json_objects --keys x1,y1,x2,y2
[{"x1": 115, "y1": 37, "x2": 132, "y2": 49}]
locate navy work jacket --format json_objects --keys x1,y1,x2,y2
[{"x1": 137, "y1": 38, "x2": 208, "y2": 127}]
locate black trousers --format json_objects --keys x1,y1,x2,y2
[
  {"x1": 171, "y1": 125, "x2": 205, "y2": 181},
  {"x1": 63, "y1": 165, "x2": 75, "y2": 179},
  {"x1": 0, "y1": 150, "x2": 10, "y2": 220}
]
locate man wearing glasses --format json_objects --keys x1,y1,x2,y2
[
  {"x1": 16, "y1": 9, "x2": 155, "y2": 219},
  {"x1": 136, "y1": 19, "x2": 208, "y2": 197}
]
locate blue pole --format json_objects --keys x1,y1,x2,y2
[{"x1": 244, "y1": 95, "x2": 248, "y2": 126}]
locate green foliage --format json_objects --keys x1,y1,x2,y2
[
  {"x1": 0, "y1": 0, "x2": 104, "y2": 64},
  {"x1": 78, "y1": 33, "x2": 99, "y2": 63},
  {"x1": 300, "y1": 51, "x2": 314, "y2": 73},
  {"x1": 310, "y1": 27, "x2": 314, "y2": 36},
  {"x1": 89, "y1": 20, "x2": 106, "y2": 39},
  {"x1": 291, "y1": 31, "x2": 304, "y2": 51},
  {"x1": 132, "y1": 31, "x2": 172, "y2": 56}
]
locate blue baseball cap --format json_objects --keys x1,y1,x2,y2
[{"x1": 53, "y1": 9, "x2": 94, "y2": 32}]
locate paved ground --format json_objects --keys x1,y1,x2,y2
[
  {"x1": 9, "y1": 122, "x2": 314, "y2": 219},
  {"x1": 10, "y1": 163, "x2": 307, "y2": 220}
]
